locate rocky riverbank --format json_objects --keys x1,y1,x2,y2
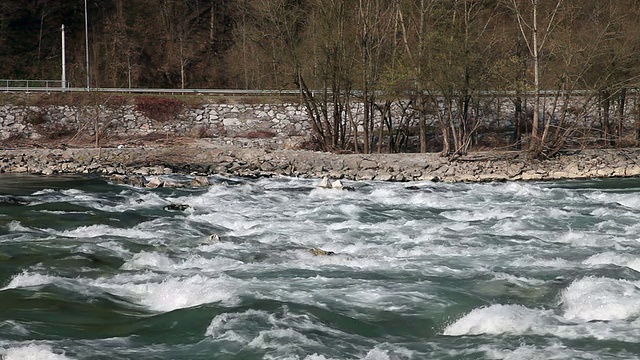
[{"x1": 2, "y1": 140, "x2": 640, "y2": 183}]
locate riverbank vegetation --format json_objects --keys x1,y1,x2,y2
[{"x1": 2, "y1": 1, "x2": 640, "y2": 157}]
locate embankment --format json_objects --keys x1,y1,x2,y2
[{"x1": 1, "y1": 142, "x2": 640, "y2": 182}]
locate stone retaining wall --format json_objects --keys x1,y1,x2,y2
[
  {"x1": 0, "y1": 102, "x2": 311, "y2": 141},
  {"x1": 4, "y1": 94, "x2": 638, "y2": 146}
]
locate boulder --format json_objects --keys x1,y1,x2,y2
[
  {"x1": 128, "y1": 175, "x2": 146, "y2": 187},
  {"x1": 360, "y1": 159, "x2": 378, "y2": 170},
  {"x1": 110, "y1": 174, "x2": 127, "y2": 185},
  {"x1": 145, "y1": 176, "x2": 163, "y2": 188},
  {"x1": 163, "y1": 180, "x2": 185, "y2": 188},
  {"x1": 317, "y1": 176, "x2": 332, "y2": 189}
]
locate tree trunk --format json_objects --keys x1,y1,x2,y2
[
  {"x1": 513, "y1": 96, "x2": 523, "y2": 149},
  {"x1": 617, "y1": 87, "x2": 626, "y2": 147},
  {"x1": 530, "y1": 0, "x2": 541, "y2": 153},
  {"x1": 419, "y1": 96, "x2": 428, "y2": 153},
  {"x1": 209, "y1": 3, "x2": 215, "y2": 44},
  {"x1": 602, "y1": 90, "x2": 612, "y2": 146},
  {"x1": 636, "y1": 90, "x2": 640, "y2": 142}
]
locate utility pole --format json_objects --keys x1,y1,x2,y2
[
  {"x1": 84, "y1": 0, "x2": 90, "y2": 90},
  {"x1": 61, "y1": 24, "x2": 66, "y2": 89}
]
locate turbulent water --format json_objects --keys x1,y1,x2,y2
[{"x1": 1, "y1": 174, "x2": 640, "y2": 359}]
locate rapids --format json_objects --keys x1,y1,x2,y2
[{"x1": 1, "y1": 174, "x2": 639, "y2": 359}]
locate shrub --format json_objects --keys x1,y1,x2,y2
[
  {"x1": 103, "y1": 95, "x2": 128, "y2": 109},
  {"x1": 47, "y1": 123, "x2": 76, "y2": 139},
  {"x1": 134, "y1": 96, "x2": 184, "y2": 122},
  {"x1": 23, "y1": 108, "x2": 48, "y2": 125}
]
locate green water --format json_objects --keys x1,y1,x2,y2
[{"x1": 1, "y1": 174, "x2": 640, "y2": 359}]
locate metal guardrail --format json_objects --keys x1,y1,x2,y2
[
  {"x1": 1, "y1": 79, "x2": 71, "y2": 91},
  {"x1": 1, "y1": 80, "x2": 636, "y2": 97},
  {"x1": 0, "y1": 81, "x2": 298, "y2": 95}
]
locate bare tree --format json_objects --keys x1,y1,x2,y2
[{"x1": 509, "y1": 0, "x2": 565, "y2": 155}]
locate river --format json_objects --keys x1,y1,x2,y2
[{"x1": 0, "y1": 174, "x2": 639, "y2": 359}]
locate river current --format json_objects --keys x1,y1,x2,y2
[{"x1": 0, "y1": 174, "x2": 639, "y2": 359}]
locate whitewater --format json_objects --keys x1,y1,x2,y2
[{"x1": 0, "y1": 174, "x2": 639, "y2": 359}]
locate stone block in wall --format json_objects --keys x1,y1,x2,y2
[{"x1": 223, "y1": 118, "x2": 241, "y2": 126}]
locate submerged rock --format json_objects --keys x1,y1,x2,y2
[
  {"x1": 164, "y1": 203, "x2": 190, "y2": 211},
  {"x1": 192, "y1": 175, "x2": 210, "y2": 187},
  {"x1": 205, "y1": 234, "x2": 220, "y2": 242},
  {"x1": 0, "y1": 195, "x2": 29, "y2": 206},
  {"x1": 310, "y1": 248, "x2": 336, "y2": 256}
]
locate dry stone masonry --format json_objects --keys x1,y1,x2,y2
[{"x1": 0, "y1": 103, "x2": 311, "y2": 141}]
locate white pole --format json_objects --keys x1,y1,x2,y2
[
  {"x1": 84, "y1": 0, "x2": 90, "y2": 90},
  {"x1": 61, "y1": 24, "x2": 66, "y2": 89}
]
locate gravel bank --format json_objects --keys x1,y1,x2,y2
[{"x1": 2, "y1": 142, "x2": 640, "y2": 183}]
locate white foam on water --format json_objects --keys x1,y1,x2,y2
[
  {"x1": 595, "y1": 221, "x2": 632, "y2": 241},
  {"x1": 39, "y1": 210, "x2": 93, "y2": 215},
  {"x1": 94, "y1": 192, "x2": 167, "y2": 212},
  {"x1": 95, "y1": 274, "x2": 239, "y2": 312},
  {"x1": 337, "y1": 204, "x2": 361, "y2": 218},
  {"x1": 121, "y1": 251, "x2": 244, "y2": 273},
  {"x1": 247, "y1": 328, "x2": 322, "y2": 350},
  {"x1": 0, "y1": 343, "x2": 72, "y2": 360},
  {"x1": 490, "y1": 218, "x2": 535, "y2": 236},
  {"x1": 480, "y1": 343, "x2": 603, "y2": 360},
  {"x1": 60, "y1": 188, "x2": 96, "y2": 201},
  {"x1": 206, "y1": 309, "x2": 271, "y2": 339},
  {"x1": 325, "y1": 219, "x2": 364, "y2": 232},
  {"x1": 32, "y1": 189, "x2": 56, "y2": 196},
  {"x1": 361, "y1": 348, "x2": 391, "y2": 360},
  {"x1": 510, "y1": 256, "x2": 576, "y2": 269},
  {"x1": 120, "y1": 251, "x2": 176, "y2": 271},
  {"x1": 496, "y1": 182, "x2": 545, "y2": 198},
  {"x1": 444, "y1": 303, "x2": 640, "y2": 342},
  {"x1": 307, "y1": 187, "x2": 354, "y2": 200},
  {"x1": 56, "y1": 224, "x2": 157, "y2": 240},
  {"x1": 367, "y1": 188, "x2": 403, "y2": 206},
  {"x1": 206, "y1": 308, "x2": 354, "y2": 356},
  {"x1": 177, "y1": 254, "x2": 245, "y2": 272},
  {"x1": 491, "y1": 272, "x2": 546, "y2": 286},
  {"x1": 302, "y1": 354, "x2": 337, "y2": 360},
  {"x1": 85, "y1": 240, "x2": 131, "y2": 257},
  {"x1": 6, "y1": 220, "x2": 32, "y2": 232},
  {"x1": 613, "y1": 194, "x2": 640, "y2": 209},
  {"x1": 583, "y1": 252, "x2": 640, "y2": 272},
  {"x1": 0, "y1": 320, "x2": 30, "y2": 335},
  {"x1": 189, "y1": 211, "x2": 260, "y2": 236},
  {"x1": 443, "y1": 304, "x2": 554, "y2": 336},
  {"x1": 2, "y1": 271, "x2": 58, "y2": 290},
  {"x1": 587, "y1": 192, "x2": 640, "y2": 209},
  {"x1": 561, "y1": 276, "x2": 640, "y2": 321},
  {"x1": 589, "y1": 207, "x2": 637, "y2": 220},
  {"x1": 440, "y1": 209, "x2": 514, "y2": 222},
  {"x1": 542, "y1": 229, "x2": 612, "y2": 247}
]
